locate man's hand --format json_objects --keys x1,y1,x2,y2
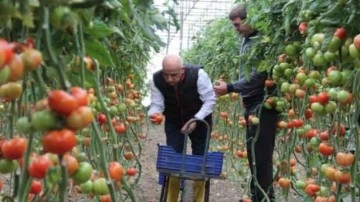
[
  {"x1": 213, "y1": 80, "x2": 228, "y2": 96},
  {"x1": 181, "y1": 118, "x2": 197, "y2": 134},
  {"x1": 149, "y1": 113, "x2": 164, "y2": 125}
]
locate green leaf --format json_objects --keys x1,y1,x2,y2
[
  {"x1": 86, "y1": 20, "x2": 114, "y2": 38},
  {"x1": 85, "y1": 39, "x2": 114, "y2": 67}
]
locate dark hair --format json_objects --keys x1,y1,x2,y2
[{"x1": 229, "y1": 3, "x2": 247, "y2": 20}]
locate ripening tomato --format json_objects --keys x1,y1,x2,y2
[
  {"x1": 298, "y1": 22, "x2": 308, "y2": 35},
  {"x1": 7, "y1": 54, "x2": 24, "y2": 81},
  {"x1": 28, "y1": 155, "x2": 52, "y2": 179},
  {"x1": 353, "y1": 34, "x2": 360, "y2": 49},
  {"x1": 48, "y1": 90, "x2": 78, "y2": 115},
  {"x1": 334, "y1": 28, "x2": 347, "y2": 40},
  {"x1": 332, "y1": 123, "x2": 346, "y2": 137},
  {"x1": 278, "y1": 177, "x2": 291, "y2": 188},
  {"x1": 43, "y1": 129, "x2": 77, "y2": 155},
  {"x1": 21, "y1": 49, "x2": 43, "y2": 71},
  {"x1": 304, "y1": 184, "x2": 320, "y2": 196},
  {"x1": 29, "y1": 180, "x2": 42, "y2": 195},
  {"x1": 99, "y1": 194, "x2": 112, "y2": 202},
  {"x1": 150, "y1": 113, "x2": 163, "y2": 125},
  {"x1": 123, "y1": 151, "x2": 134, "y2": 160},
  {"x1": 0, "y1": 82, "x2": 23, "y2": 100},
  {"x1": 63, "y1": 153, "x2": 79, "y2": 175},
  {"x1": 335, "y1": 170, "x2": 350, "y2": 184},
  {"x1": 69, "y1": 87, "x2": 88, "y2": 106},
  {"x1": 318, "y1": 142, "x2": 334, "y2": 156},
  {"x1": 1, "y1": 137, "x2": 27, "y2": 160},
  {"x1": 66, "y1": 106, "x2": 94, "y2": 130},
  {"x1": 335, "y1": 152, "x2": 354, "y2": 167},
  {"x1": 109, "y1": 161, "x2": 124, "y2": 181}
]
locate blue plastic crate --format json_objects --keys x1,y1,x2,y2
[{"x1": 156, "y1": 145, "x2": 223, "y2": 177}]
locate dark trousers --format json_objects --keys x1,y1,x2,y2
[
  {"x1": 243, "y1": 96, "x2": 278, "y2": 202},
  {"x1": 164, "y1": 118, "x2": 211, "y2": 155}
]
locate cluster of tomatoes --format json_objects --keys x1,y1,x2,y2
[{"x1": 0, "y1": 38, "x2": 42, "y2": 101}]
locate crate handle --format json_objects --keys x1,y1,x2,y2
[{"x1": 181, "y1": 118, "x2": 211, "y2": 177}]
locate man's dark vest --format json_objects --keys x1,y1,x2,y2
[{"x1": 153, "y1": 66, "x2": 211, "y2": 127}]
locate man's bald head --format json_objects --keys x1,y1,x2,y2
[
  {"x1": 161, "y1": 54, "x2": 185, "y2": 86},
  {"x1": 162, "y1": 54, "x2": 183, "y2": 71}
]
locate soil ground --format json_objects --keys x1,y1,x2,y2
[{"x1": 133, "y1": 124, "x2": 240, "y2": 202}]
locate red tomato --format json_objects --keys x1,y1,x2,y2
[
  {"x1": 109, "y1": 161, "x2": 124, "y2": 181},
  {"x1": 126, "y1": 167, "x2": 137, "y2": 176},
  {"x1": 317, "y1": 92, "x2": 329, "y2": 104},
  {"x1": 1, "y1": 137, "x2": 27, "y2": 160},
  {"x1": 334, "y1": 28, "x2": 347, "y2": 39},
  {"x1": 69, "y1": 87, "x2": 88, "y2": 106},
  {"x1": 319, "y1": 131, "x2": 329, "y2": 141},
  {"x1": 97, "y1": 113, "x2": 107, "y2": 125},
  {"x1": 332, "y1": 123, "x2": 346, "y2": 137},
  {"x1": 114, "y1": 123, "x2": 126, "y2": 134},
  {"x1": 29, "y1": 180, "x2": 42, "y2": 194},
  {"x1": 304, "y1": 108, "x2": 313, "y2": 119},
  {"x1": 48, "y1": 90, "x2": 78, "y2": 115},
  {"x1": 43, "y1": 129, "x2": 77, "y2": 155},
  {"x1": 28, "y1": 155, "x2": 52, "y2": 179},
  {"x1": 308, "y1": 95, "x2": 318, "y2": 104},
  {"x1": 318, "y1": 142, "x2": 334, "y2": 156},
  {"x1": 0, "y1": 39, "x2": 14, "y2": 67}
]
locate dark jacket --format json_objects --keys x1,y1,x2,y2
[{"x1": 153, "y1": 66, "x2": 211, "y2": 127}]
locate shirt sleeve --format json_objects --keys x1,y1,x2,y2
[
  {"x1": 227, "y1": 68, "x2": 266, "y2": 93},
  {"x1": 147, "y1": 79, "x2": 164, "y2": 116},
  {"x1": 194, "y1": 69, "x2": 216, "y2": 120}
]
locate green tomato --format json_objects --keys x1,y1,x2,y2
[
  {"x1": 72, "y1": 162, "x2": 93, "y2": 184},
  {"x1": 0, "y1": 66, "x2": 10, "y2": 85},
  {"x1": 31, "y1": 109, "x2": 57, "y2": 131},
  {"x1": 0, "y1": 159, "x2": 18, "y2": 173},
  {"x1": 312, "y1": 52, "x2": 326, "y2": 67},
  {"x1": 16, "y1": 116, "x2": 33, "y2": 133},
  {"x1": 284, "y1": 44, "x2": 298, "y2": 56},
  {"x1": 327, "y1": 37, "x2": 342, "y2": 52},
  {"x1": 93, "y1": 178, "x2": 110, "y2": 195},
  {"x1": 327, "y1": 70, "x2": 342, "y2": 85},
  {"x1": 80, "y1": 180, "x2": 93, "y2": 194}
]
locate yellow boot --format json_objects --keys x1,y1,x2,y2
[
  {"x1": 166, "y1": 176, "x2": 180, "y2": 202},
  {"x1": 193, "y1": 180, "x2": 205, "y2": 202}
]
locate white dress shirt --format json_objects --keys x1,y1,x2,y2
[{"x1": 148, "y1": 69, "x2": 216, "y2": 120}]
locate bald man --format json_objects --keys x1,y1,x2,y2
[{"x1": 148, "y1": 54, "x2": 216, "y2": 202}]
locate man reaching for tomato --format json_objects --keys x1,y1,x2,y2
[
  {"x1": 148, "y1": 54, "x2": 216, "y2": 202},
  {"x1": 214, "y1": 3, "x2": 279, "y2": 202}
]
